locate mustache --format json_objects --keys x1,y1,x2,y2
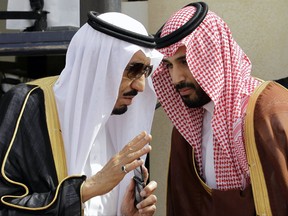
[
  {"x1": 175, "y1": 82, "x2": 195, "y2": 91},
  {"x1": 123, "y1": 89, "x2": 138, "y2": 96}
]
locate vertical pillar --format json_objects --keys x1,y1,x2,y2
[{"x1": 80, "y1": 0, "x2": 121, "y2": 26}]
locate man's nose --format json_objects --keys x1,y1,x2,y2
[
  {"x1": 131, "y1": 75, "x2": 145, "y2": 92},
  {"x1": 170, "y1": 67, "x2": 185, "y2": 86}
]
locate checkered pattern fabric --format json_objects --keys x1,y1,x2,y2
[{"x1": 153, "y1": 6, "x2": 261, "y2": 190}]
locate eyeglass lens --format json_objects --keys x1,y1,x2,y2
[{"x1": 126, "y1": 63, "x2": 153, "y2": 79}]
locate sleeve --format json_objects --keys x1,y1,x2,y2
[
  {"x1": 0, "y1": 84, "x2": 86, "y2": 216},
  {"x1": 252, "y1": 82, "x2": 288, "y2": 214}
]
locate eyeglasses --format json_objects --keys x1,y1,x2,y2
[
  {"x1": 125, "y1": 63, "x2": 153, "y2": 80},
  {"x1": 133, "y1": 165, "x2": 145, "y2": 205}
]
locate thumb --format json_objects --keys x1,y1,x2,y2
[{"x1": 127, "y1": 177, "x2": 136, "y2": 193}]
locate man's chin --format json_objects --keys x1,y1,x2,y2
[
  {"x1": 182, "y1": 96, "x2": 211, "y2": 108},
  {"x1": 111, "y1": 106, "x2": 128, "y2": 115}
]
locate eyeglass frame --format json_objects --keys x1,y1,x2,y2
[{"x1": 124, "y1": 62, "x2": 153, "y2": 80}]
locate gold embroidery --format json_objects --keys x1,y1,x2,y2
[
  {"x1": 29, "y1": 76, "x2": 68, "y2": 182},
  {"x1": 1, "y1": 77, "x2": 82, "y2": 210},
  {"x1": 244, "y1": 81, "x2": 272, "y2": 216}
]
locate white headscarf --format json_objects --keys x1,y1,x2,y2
[{"x1": 53, "y1": 12, "x2": 162, "y2": 214}]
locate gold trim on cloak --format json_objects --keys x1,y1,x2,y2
[
  {"x1": 185, "y1": 79, "x2": 273, "y2": 215},
  {"x1": 244, "y1": 81, "x2": 272, "y2": 216},
  {"x1": 191, "y1": 149, "x2": 212, "y2": 195},
  {"x1": 28, "y1": 76, "x2": 68, "y2": 182},
  {"x1": 0, "y1": 76, "x2": 82, "y2": 211}
]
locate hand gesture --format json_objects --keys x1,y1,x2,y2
[
  {"x1": 81, "y1": 131, "x2": 152, "y2": 202},
  {"x1": 120, "y1": 165, "x2": 157, "y2": 216}
]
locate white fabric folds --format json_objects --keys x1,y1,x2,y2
[{"x1": 53, "y1": 12, "x2": 162, "y2": 215}]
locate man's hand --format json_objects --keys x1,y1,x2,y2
[
  {"x1": 120, "y1": 166, "x2": 157, "y2": 216},
  {"x1": 81, "y1": 131, "x2": 152, "y2": 202}
]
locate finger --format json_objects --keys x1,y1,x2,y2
[
  {"x1": 128, "y1": 131, "x2": 148, "y2": 148},
  {"x1": 141, "y1": 165, "x2": 149, "y2": 183},
  {"x1": 121, "y1": 165, "x2": 129, "y2": 174},
  {"x1": 121, "y1": 158, "x2": 144, "y2": 175},
  {"x1": 136, "y1": 194, "x2": 157, "y2": 214},
  {"x1": 123, "y1": 132, "x2": 152, "y2": 154},
  {"x1": 141, "y1": 181, "x2": 157, "y2": 197},
  {"x1": 121, "y1": 145, "x2": 151, "y2": 170},
  {"x1": 138, "y1": 204, "x2": 157, "y2": 216},
  {"x1": 119, "y1": 132, "x2": 152, "y2": 175}
]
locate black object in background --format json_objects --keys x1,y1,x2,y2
[{"x1": 275, "y1": 76, "x2": 288, "y2": 88}]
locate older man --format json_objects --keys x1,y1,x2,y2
[{"x1": 0, "y1": 11, "x2": 162, "y2": 215}]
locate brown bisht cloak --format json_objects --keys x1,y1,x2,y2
[{"x1": 167, "y1": 81, "x2": 288, "y2": 216}]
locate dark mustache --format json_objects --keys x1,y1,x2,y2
[
  {"x1": 175, "y1": 82, "x2": 195, "y2": 91},
  {"x1": 123, "y1": 89, "x2": 138, "y2": 96}
]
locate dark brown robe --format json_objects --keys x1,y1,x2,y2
[
  {"x1": 252, "y1": 81, "x2": 288, "y2": 214},
  {"x1": 167, "y1": 81, "x2": 288, "y2": 216}
]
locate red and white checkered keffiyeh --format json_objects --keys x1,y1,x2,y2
[{"x1": 152, "y1": 6, "x2": 262, "y2": 190}]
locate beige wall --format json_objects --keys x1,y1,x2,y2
[{"x1": 148, "y1": 1, "x2": 288, "y2": 215}]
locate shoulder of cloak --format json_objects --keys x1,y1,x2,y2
[
  {"x1": 0, "y1": 75, "x2": 68, "y2": 182},
  {"x1": 0, "y1": 83, "x2": 44, "y2": 149},
  {"x1": 243, "y1": 80, "x2": 288, "y2": 215}
]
